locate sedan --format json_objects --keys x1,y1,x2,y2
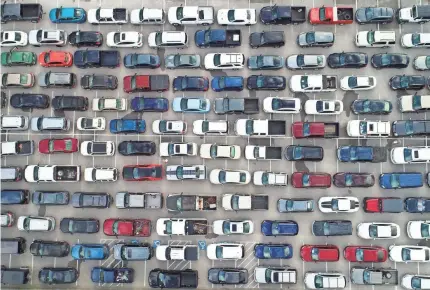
[
  {"x1": 333, "y1": 173, "x2": 375, "y2": 188},
  {"x1": 344, "y1": 246, "x2": 388, "y2": 262},
  {"x1": 38, "y1": 138, "x2": 78, "y2": 154},
  {"x1": 30, "y1": 240, "x2": 70, "y2": 257},
  {"x1": 118, "y1": 141, "x2": 156, "y2": 156},
  {"x1": 32, "y1": 191, "x2": 69, "y2": 205},
  {"x1": 297, "y1": 31, "x2": 334, "y2": 48},
  {"x1": 261, "y1": 220, "x2": 298, "y2": 236},
  {"x1": 389, "y1": 75, "x2": 426, "y2": 90},
  {"x1": 209, "y1": 169, "x2": 251, "y2": 185},
  {"x1": 165, "y1": 54, "x2": 200, "y2": 69},
  {"x1": 254, "y1": 244, "x2": 293, "y2": 259},
  {"x1": 328, "y1": 52, "x2": 368, "y2": 68},
  {"x1": 371, "y1": 53, "x2": 409, "y2": 69},
  {"x1": 159, "y1": 142, "x2": 197, "y2": 157},
  {"x1": 17, "y1": 216, "x2": 55, "y2": 232},
  {"x1": 247, "y1": 55, "x2": 284, "y2": 70},
  {"x1": 355, "y1": 7, "x2": 394, "y2": 24},
  {"x1": 124, "y1": 53, "x2": 160, "y2": 69},
  {"x1": 71, "y1": 243, "x2": 109, "y2": 260},
  {"x1": 208, "y1": 268, "x2": 248, "y2": 285},
  {"x1": 304, "y1": 100, "x2": 343, "y2": 115},
  {"x1": 407, "y1": 220, "x2": 430, "y2": 239},
  {"x1": 351, "y1": 99, "x2": 392, "y2": 115},
  {"x1": 402, "y1": 274, "x2": 430, "y2": 290},
  {"x1": 300, "y1": 245, "x2": 339, "y2": 262},
  {"x1": 10, "y1": 93, "x2": 49, "y2": 110},
  {"x1": 109, "y1": 119, "x2": 146, "y2": 134},
  {"x1": 49, "y1": 7, "x2": 86, "y2": 23},
  {"x1": 131, "y1": 97, "x2": 169, "y2": 112},
  {"x1": 389, "y1": 245, "x2": 430, "y2": 263},
  {"x1": 404, "y1": 197, "x2": 430, "y2": 213},
  {"x1": 0, "y1": 31, "x2": 28, "y2": 47},
  {"x1": 217, "y1": 9, "x2": 257, "y2": 26},
  {"x1": 340, "y1": 76, "x2": 376, "y2": 91},
  {"x1": 71, "y1": 192, "x2": 111, "y2": 208},
  {"x1": 200, "y1": 144, "x2": 241, "y2": 159},
  {"x1": 318, "y1": 197, "x2": 360, "y2": 213},
  {"x1": 213, "y1": 220, "x2": 254, "y2": 235},
  {"x1": 1, "y1": 73, "x2": 34, "y2": 88},
  {"x1": 106, "y1": 31, "x2": 143, "y2": 48},
  {"x1": 291, "y1": 172, "x2": 331, "y2": 188},
  {"x1": 52, "y1": 96, "x2": 88, "y2": 111},
  {"x1": 263, "y1": 97, "x2": 301, "y2": 113},
  {"x1": 39, "y1": 267, "x2": 78, "y2": 285},
  {"x1": 103, "y1": 218, "x2": 151, "y2": 237},
  {"x1": 286, "y1": 54, "x2": 326, "y2": 70},
  {"x1": 401, "y1": 33, "x2": 430, "y2": 48},
  {"x1": 173, "y1": 76, "x2": 209, "y2": 91},
  {"x1": 247, "y1": 75, "x2": 286, "y2": 90},
  {"x1": 76, "y1": 117, "x2": 105, "y2": 131},
  {"x1": 357, "y1": 222, "x2": 400, "y2": 239},
  {"x1": 122, "y1": 164, "x2": 163, "y2": 181},
  {"x1": 68, "y1": 30, "x2": 103, "y2": 47},
  {"x1": 38, "y1": 50, "x2": 73, "y2": 68},
  {"x1": 172, "y1": 97, "x2": 210, "y2": 113},
  {"x1": 152, "y1": 120, "x2": 187, "y2": 135},
  {"x1": 81, "y1": 74, "x2": 118, "y2": 90},
  {"x1": 60, "y1": 218, "x2": 99, "y2": 234},
  {"x1": 285, "y1": 145, "x2": 323, "y2": 161},
  {"x1": 277, "y1": 198, "x2": 314, "y2": 213},
  {"x1": 392, "y1": 120, "x2": 430, "y2": 137},
  {"x1": 207, "y1": 243, "x2": 245, "y2": 260}
]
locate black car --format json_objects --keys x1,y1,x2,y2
[
  {"x1": 328, "y1": 52, "x2": 368, "y2": 68},
  {"x1": 297, "y1": 31, "x2": 334, "y2": 48},
  {"x1": 247, "y1": 75, "x2": 286, "y2": 91},
  {"x1": 285, "y1": 145, "x2": 324, "y2": 161},
  {"x1": 355, "y1": 7, "x2": 394, "y2": 24},
  {"x1": 260, "y1": 5, "x2": 306, "y2": 24},
  {"x1": 149, "y1": 269, "x2": 198, "y2": 288},
  {"x1": 333, "y1": 172, "x2": 375, "y2": 188},
  {"x1": 392, "y1": 120, "x2": 430, "y2": 137},
  {"x1": 10, "y1": 93, "x2": 50, "y2": 110},
  {"x1": 249, "y1": 31, "x2": 285, "y2": 48},
  {"x1": 389, "y1": 75, "x2": 426, "y2": 90},
  {"x1": 0, "y1": 190, "x2": 29, "y2": 205},
  {"x1": 371, "y1": 53, "x2": 409, "y2": 69},
  {"x1": 38, "y1": 267, "x2": 78, "y2": 285},
  {"x1": 124, "y1": 53, "x2": 161, "y2": 69},
  {"x1": 404, "y1": 197, "x2": 430, "y2": 213},
  {"x1": 32, "y1": 191, "x2": 69, "y2": 205},
  {"x1": 68, "y1": 30, "x2": 103, "y2": 47},
  {"x1": 80, "y1": 74, "x2": 118, "y2": 90},
  {"x1": 30, "y1": 240, "x2": 70, "y2": 257},
  {"x1": 118, "y1": 141, "x2": 156, "y2": 156},
  {"x1": 351, "y1": 99, "x2": 393, "y2": 115},
  {"x1": 71, "y1": 192, "x2": 112, "y2": 208},
  {"x1": 52, "y1": 95, "x2": 88, "y2": 111},
  {"x1": 60, "y1": 218, "x2": 100, "y2": 234},
  {"x1": 207, "y1": 268, "x2": 248, "y2": 285},
  {"x1": 312, "y1": 220, "x2": 353, "y2": 236}
]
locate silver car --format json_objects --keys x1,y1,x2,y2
[
  {"x1": 165, "y1": 54, "x2": 201, "y2": 69},
  {"x1": 286, "y1": 54, "x2": 326, "y2": 70}
]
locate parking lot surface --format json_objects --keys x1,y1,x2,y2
[{"x1": 1, "y1": 0, "x2": 430, "y2": 289}]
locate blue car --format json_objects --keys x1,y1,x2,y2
[
  {"x1": 49, "y1": 7, "x2": 86, "y2": 23},
  {"x1": 110, "y1": 119, "x2": 146, "y2": 134},
  {"x1": 337, "y1": 146, "x2": 386, "y2": 163},
  {"x1": 379, "y1": 172, "x2": 423, "y2": 189},
  {"x1": 71, "y1": 244, "x2": 109, "y2": 260},
  {"x1": 254, "y1": 243, "x2": 293, "y2": 259},
  {"x1": 211, "y1": 76, "x2": 244, "y2": 92},
  {"x1": 173, "y1": 76, "x2": 209, "y2": 92},
  {"x1": 130, "y1": 97, "x2": 168, "y2": 112},
  {"x1": 172, "y1": 97, "x2": 210, "y2": 113},
  {"x1": 404, "y1": 197, "x2": 430, "y2": 213},
  {"x1": 91, "y1": 267, "x2": 134, "y2": 283},
  {"x1": 123, "y1": 54, "x2": 160, "y2": 69},
  {"x1": 261, "y1": 220, "x2": 299, "y2": 236}
]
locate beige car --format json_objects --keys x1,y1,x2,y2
[{"x1": 1, "y1": 73, "x2": 34, "y2": 88}]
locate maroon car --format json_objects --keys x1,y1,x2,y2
[
  {"x1": 291, "y1": 172, "x2": 331, "y2": 188},
  {"x1": 333, "y1": 172, "x2": 375, "y2": 188}
]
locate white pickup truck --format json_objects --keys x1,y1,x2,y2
[
  {"x1": 254, "y1": 266, "x2": 297, "y2": 284},
  {"x1": 289, "y1": 74, "x2": 337, "y2": 92},
  {"x1": 347, "y1": 120, "x2": 391, "y2": 137},
  {"x1": 245, "y1": 146, "x2": 283, "y2": 160},
  {"x1": 156, "y1": 218, "x2": 208, "y2": 236},
  {"x1": 24, "y1": 165, "x2": 80, "y2": 183},
  {"x1": 235, "y1": 119, "x2": 286, "y2": 137},
  {"x1": 88, "y1": 8, "x2": 128, "y2": 24},
  {"x1": 1, "y1": 141, "x2": 34, "y2": 156},
  {"x1": 222, "y1": 193, "x2": 269, "y2": 211},
  {"x1": 168, "y1": 6, "x2": 214, "y2": 26},
  {"x1": 253, "y1": 171, "x2": 288, "y2": 186},
  {"x1": 156, "y1": 245, "x2": 199, "y2": 261}
]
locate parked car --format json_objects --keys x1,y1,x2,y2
[
  {"x1": 80, "y1": 141, "x2": 115, "y2": 156},
  {"x1": 124, "y1": 53, "x2": 160, "y2": 69},
  {"x1": 60, "y1": 218, "x2": 99, "y2": 234},
  {"x1": 52, "y1": 96, "x2": 88, "y2": 111},
  {"x1": 208, "y1": 268, "x2": 247, "y2": 285},
  {"x1": 249, "y1": 31, "x2": 285, "y2": 48},
  {"x1": 103, "y1": 218, "x2": 151, "y2": 237},
  {"x1": 297, "y1": 31, "x2": 334, "y2": 47},
  {"x1": 312, "y1": 220, "x2": 352, "y2": 236},
  {"x1": 200, "y1": 144, "x2": 241, "y2": 159},
  {"x1": 363, "y1": 197, "x2": 403, "y2": 213},
  {"x1": 333, "y1": 173, "x2": 375, "y2": 188},
  {"x1": 84, "y1": 167, "x2": 118, "y2": 182},
  {"x1": 122, "y1": 164, "x2": 163, "y2": 181},
  {"x1": 71, "y1": 243, "x2": 109, "y2": 260},
  {"x1": 38, "y1": 138, "x2": 78, "y2": 154},
  {"x1": 209, "y1": 169, "x2": 250, "y2": 185},
  {"x1": 32, "y1": 191, "x2": 69, "y2": 205},
  {"x1": 1, "y1": 51, "x2": 36, "y2": 67},
  {"x1": 165, "y1": 165, "x2": 207, "y2": 181},
  {"x1": 130, "y1": 7, "x2": 165, "y2": 24},
  {"x1": 207, "y1": 243, "x2": 245, "y2": 260},
  {"x1": 371, "y1": 53, "x2": 409, "y2": 69},
  {"x1": 193, "y1": 120, "x2": 228, "y2": 135},
  {"x1": 106, "y1": 31, "x2": 143, "y2": 48},
  {"x1": 357, "y1": 222, "x2": 400, "y2": 239},
  {"x1": 401, "y1": 33, "x2": 430, "y2": 48},
  {"x1": 1, "y1": 73, "x2": 34, "y2": 88},
  {"x1": 159, "y1": 142, "x2": 197, "y2": 157},
  {"x1": 0, "y1": 115, "x2": 29, "y2": 130},
  {"x1": 285, "y1": 145, "x2": 323, "y2": 161},
  {"x1": 118, "y1": 141, "x2": 156, "y2": 156},
  {"x1": 389, "y1": 245, "x2": 430, "y2": 262},
  {"x1": 68, "y1": 30, "x2": 103, "y2": 47},
  {"x1": 38, "y1": 72, "x2": 76, "y2": 88},
  {"x1": 340, "y1": 76, "x2": 376, "y2": 90},
  {"x1": 277, "y1": 198, "x2": 314, "y2": 213},
  {"x1": 91, "y1": 267, "x2": 134, "y2": 284},
  {"x1": 165, "y1": 53, "x2": 200, "y2": 69},
  {"x1": 304, "y1": 100, "x2": 343, "y2": 115},
  {"x1": 1, "y1": 211, "x2": 15, "y2": 227},
  {"x1": 351, "y1": 99, "x2": 392, "y2": 114},
  {"x1": 247, "y1": 55, "x2": 283, "y2": 70},
  {"x1": 344, "y1": 246, "x2": 388, "y2": 262},
  {"x1": 213, "y1": 220, "x2": 254, "y2": 235},
  {"x1": 261, "y1": 220, "x2": 299, "y2": 236},
  {"x1": 10, "y1": 93, "x2": 49, "y2": 110},
  {"x1": 113, "y1": 242, "x2": 152, "y2": 261},
  {"x1": 38, "y1": 50, "x2": 73, "y2": 67},
  {"x1": 17, "y1": 216, "x2": 56, "y2": 232},
  {"x1": 407, "y1": 220, "x2": 430, "y2": 239},
  {"x1": 173, "y1": 76, "x2": 209, "y2": 91},
  {"x1": 147, "y1": 31, "x2": 188, "y2": 49},
  {"x1": 71, "y1": 192, "x2": 112, "y2": 208},
  {"x1": 398, "y1": 95, "x2": 430, "y2": 113},
  {"x1": 247, "y1": 75, "x2": 286, "y2": 90},
  {"x1": 81, "y1": 74, "x2": 118, "y2": 90},
  {"x1": 389, "y1": 75, "x2": 426, "y2": 90},
  {"x1": 355, "y1": 7, "x2": 394, "y2": 24},
  {"x1": 286, "y1": 54, "x2": 326, "y2": 70},
  {"x1": 404, "y1": 197, "x2": 430, "y2": 213},
  {"x1": 217, "y1": 9, "x2": 256, "y2": 25},
  {"x1": 0, "y1": 31, "x2": 28, "y2": 47},
  {"x1": 292, "y1": 172, "x2": 331, "y2": 188},
  {"x1": 254, "y1": 243, "x2": 293, "y2": 259},
  {"x1": 304, "y1": 272, "x2": 346, "y2": 289},
  {"x1": 263, "y1": 97, "x2": 301, "y2": 113},
  {"x1": 148, "y1": 269, "x2": 198, "y2": 288},
  {"x1": 300, "y1": 245, "x2": 339, "y2": 262},
  {"x1": 152, "y1": 120, "x2": 187, "y2": 135},
  {"x1": 38, "y1": 268, "x2": 78, "y2": 284},
  {"x1": 92, "y1": 98, "x2": 126, "y2": 111},
  {"x1": 172, "y1": 97, "x2": 210, "y2": 113},
  {"x1": 131, "y1": 97, "x2": 168, "y2": 112},
  {"x1": 379, "y1": 172, "x2": 423, "y2": 189},
  {"x1": 402, "y1": 274, "x2": 430, "y2": 290},
  {"x1": 30, "y1": 240, "x2": 69, "y2": 257},
  {"x1": 318, "y1": 197, "x2": 359, "y2": 213},
  {"x1": 29, "y1": 29, "x2": 67, "y2": 47},
  {"x1": 211, "y1": 76, "x2": 244, "y2": 92},
  {"x1": 110, "y1": 119, "x2": 145, "y2": 134},
  {"x1": 392, "y1": 120, "x2": 430, "y2": 137},
  {"x1": 76, "y1": 117, "x2": 105, "y2": 131},
  {"x1": 49, "y1": 7, "x2": 86, "y2": 23},
  {"x1": 328, "y1": 52, "x2": 368, "y2": 68}
]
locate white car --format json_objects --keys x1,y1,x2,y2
[
  {"x1": 209, "y1": 169, "x2": 251, "y2": 185},
  {"x1": 304, "y1": 100, "x2": 343, "y2": 115},
  {"x1": 152, "y1": 120, "x2": 187, "y2": 135},
  {"x1": 318, "y1": 197, "x2": 360, "y2": 213},
  {"x1": 17, "y1": 216, "x2": 55, "y2": 232},
  {"x1": 76, "y1": 117, "x2": 106, "y2": 131},
  {"x1": 106, "y1": 31, "x2": 143, "y2": 48},
  {"x1": 254, "y1": 267, "x2": 297, "y2": 284},
  {"x1": 80, "y1": 141, "x2": 115, "y2": 156},
  {"x1": 253, "y1": 171, "x2": 288, "y2": 186},
  {"x1": 84, "y1": 167, "x2": 118, "y2": 182},
  {"x1": 401, "y1": 33, "x2": 430, "y2": 48},
  {"x1": 286, "y1": 54, "x2": 326, "y2": 70},
  {"x1": 347, "y1": 120, "x2": 391, "y2": 137},
  {"x1": 263, "y1": 97, "x2": 301, "y2": 113},
  {"x1": 28, "y1": 29, "x2": 67, "y2": 46},
  {"x1": 304, "y1": 272, "x2": 346, "y2": 289},
  {"x1": 340, "y1": 76, "x2": 377, "y2": 91},
  {"x1": 357, "y1": 222, "x2": 400, "y2": 239},
  {"x1": 399, "y1": 95, "x2": 430, "y2": 113},
  {"x1": 0, "y1": 31, "x2": 28, "y2": 47},
  {"x1": 207, "y1": 243, "x2": 245, "y2": 260},
  {"x1": 355, "y1": 30, "x2": 396, "y2": 48},
  {"x1": 193, "y1": 120, "x2": 228, "y2": 135},
  {"x1": 204, "y1": 53, "x2": 244, "y2": 70},
  {"x1": 168, "y1": 6, "x2": 214, "y2": 26},
  {"x1": 391, "y1": 146, "x2": 430, "y2": 164},
  {"x1": 87, "y1": 8, "x2": 129, "y2": 24},
  {"x1": 212, "y1": 220, "x2": 254, "y2": 235},
  {"x1": 407, "y1": 220, "x2": 430, "y2": 239},
  {"x1": 130, "y1": 8, "x2": 165, "y2": 24},
  {"x1": 165, "y1": 165, "x2": 207, "y2": 181},
  {"x1": 148, "y1": 31, "x2": 188, "y2": 48},
  {"x1": 401, "y1": 274, "x2": 430, "y2": 290},
  {"x1": 159, "y1": 142, "x2": 197, "y2": 157},
  {"x1": 217, "y1": 9, "x2": 256, "y2": 25},
  {"x1": 200, "y1": 144, "x2": 241, "y2": 159},
  {"x1": 413, "y1": 56, "x2": 430, "y2": 71},
  {"x1": 389, "y1": 245, "x2": 430, "y2": 262},
  {"x1": 92, "y1": 98, "x2": 127, "y2": 111},
  {"x1": 0, "y1": 115, "x2": 29, "y2": 131},
  {"x1": 155, "y1": 245, "x2": 199, "y2": 261}
]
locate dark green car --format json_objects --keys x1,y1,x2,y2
[{"x1": 1, "y1": 51, "x2": 36, "y2": 67}]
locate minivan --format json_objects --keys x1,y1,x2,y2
[
  {"x1": 0, "y1": 190, "x2": 29, "y2": 205},
  {"x1": 0, "y1": 115, "x2": 29, "y2": 130},
  {"x1": 1, "y1": 237, "x2": 26, "y2": 254},
  {"x1": 1, "y1": 266, "x2": 30, "y2": 285},
  {"x1": 0, "y1": 166, "x2": 22, "y2": 182},
  {"x1": 30, "y1": 116, "x2": 70, "y2": 132},
  {"x1": 379, "y1": 172, "x2": 423, "y2": 189}
]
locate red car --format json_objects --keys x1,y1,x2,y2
[
  {"x1": 103, "y1": 218, "x2": 151, "y2": 237},
  {"x1": 38, "y1": 138, "x2": 78, "y2": 154},
  {"x1": 300, "y1": 245, "x2": 339, "y2": 262},
  {"x1": 292, "y1": 172, "x2": 331, "y2": 188},
  {"x1": 122, "y1": 164, "x2": 163, "y2": 181},
  {"x1": 344, "y1": 246, "x2": 387, "y2": 262},
  {"x1": 38, "y1": 50, "x2": 73, "y2": 67}
]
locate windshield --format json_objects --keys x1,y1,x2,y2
[
  {"x1": 293, "y1": 147, "x2": 303, "y2": 159},
  {"x1": 359, "y1": 121, "x2": 367, "y2": 134},
  {"x1": 222, "y1": 221, "x2": 231, "y2": 234},
  {"x1": 176, "y1": 197, "x2": 182, "y2": 211},
  {"x1": 356, "y1": 249, "x2": 364, "y2": 261},
  {"x1": 348, "y1": 77, "x2": 357, "y2": 88},
  {"x1": 165, "y1": 221, "x2": 172, "y2": 234},
  {"x1": 219, "y1": 171, "x2": 226, "y2": 183},
  {"x1": 365, "y1": 8, "x2": 374, "y2": 19},
  {"x1": 412, "y1": 95, "x2": 422, "y2": 110},
  {"x1": 306, "y1": 32, "x2": 315, "y2": 44},
  {"x1": 390, "y1": 174, "x2": 400, "y2": 188},
  {"x1": 303, "y1": 174, "x2": 310, "y2": 186},
  {"x1": 301, "y1": 76, "x2": 308, "y2": 89},
  {"x1": 367, "y1": 31, "x2": 375, "y2": 44},
  {"x1": 231, "y1": 195, "x2": 240, "y2": 210},
  {"x1": 216, "y1": 246, "x2": 223, "y2": 259},
  {"x1": 213, "y1": 54, "x2": 221, "y2": 66},
  {"x1": 227, "y1": 10, "x2": 235, "y2": 21},
  {"x1": 265, "y1": 269, "x2": 272, "y2": 283},
  {"x1": 243, "y1": 222, "x2": 251, "y2": 233},
  {"x1": 411, "y1": 277, "x2": 421, "y2": 289},
  {"x1": 369, "y1": 225, "x2": 378, "y2": 238},
  {"x1": 112, "y1": 221, "x2": 120, "y2": 234},
  {"x1": 246, "y1": 120, "x2": 254, "y2": 135},
  {"x1": 412, "y1": 34, "x2": 420, "y2": 45},
  {"x1": 315, "y1": 275, "x2": 323, "y2": 288},
  {"x1": 422, "y1": 223, "x2": 430, "y2": 238},
  {"x1": 402, "y1": 248, "x2": 411, "y2": 261},
  {"x1": 332, "y1": 199, "x2": 339, "y2": 211},
  {"x1": 155, "y1": 32, "x2": 162, "y2": 45},
  {"x1": 176, "y1": 7, "x2": 183, "y2": 19},
  {"x1": 404, "y1": 121, "x2": 414, "y2": 135},
  {"x1": 311, "y1": 248, "x2": 319, "y2": 260},
  {"x1": 319, "y1": 7, "x2": 326, "y2": 20},
  {"x1": 262, "y1": 173, "x2": 269, "y2": 185},
  {"x1": 345, "y1": 174, "x2": 353, "y2": 186},
  {"x1": 404, "y1": 148, "x2": 413, "y2": 162}
]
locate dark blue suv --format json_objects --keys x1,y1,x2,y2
[{"x1": 1, "y1": 190, "x2": 29, "y2": 205}]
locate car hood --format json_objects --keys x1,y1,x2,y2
[
  {"x1": 355, "y1": 8, "x2": 367, "y2": 22},
  {"x1": 259, "y1": 6, "x2": 273, "y2": 22},
  {"x1": 249, "y1": 32, "x2": 262, "y2": 46},
  {"x1": 37, "y1": 73, "x2": 48, "y2": 87},
  {"x1": 286, "y1": 55, "x2": 299, "y2": 68},
  {"x1": 297, "y1": 33, "x2": 307, "y2": 45},
  {"x1": 194, "y1": 30, "x2": 206, "y2": 46},
  {"x1": 350, "y1": 268, "x2": 365, "y2": 284}
]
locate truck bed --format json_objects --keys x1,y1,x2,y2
[
  {"x1": 381, "y1": 198, "x2": 403, "y2": 213},
  {"x1": 251, "y1": 195, "x2": 269, "y2": 210},
  {"x1": 290, "y1": 6, "x2": 306, "y2": 23},
  {"x1": 225, "y1": 30, "x2": 241, "y2": 46},
  {"x1": 372, "y1": 147, "x2": 387, "y2": 163},
  {"x1": 324, "y1": 123, "x2": 340, "y2": 137},
  {"x1": 16, "y1": 141, "x2": 33, "y2": 155},
  {"x1": 336, "y1": 8, "x2": 354, "y2": 21},
  {"x1": 150, "y1": 75, "x2": 169, "y2": 91},
  {"x1": 184, "y1": 246, "x2": 199, "y2": 261},
  {"x1": 266, "y1": 147, "x2": 283, "y2": 159},
  {"x1": 322, "y1": 76, "x2": 337, "y2": 89},
  {"x1": 268, "y1": 121, "x2": 286, "y2": 135},
  {"x1": 54, "y1": 166, "x2": 79, "y2": 181},
  {"x1": 243, "y1": 99, "x2": 259, "y2": 113},
  {"x1": 113, "y1": 8, "x2": 127, "y2": 20},
  {"x1": 100, "y1": 51, "x2": 120, "y2": 67},
  {"x1": 144, "y1": 193, "x2": 162, "y2": 209},
  {"x1": 185, "y1": 220, "x2": 208, "y2": 235},
  {"x1": 199, "y1": 196, "x2": 217, "y2": 210},
  {"x1": 21, "y1": 4, "x2": 43, "y2": 18}
]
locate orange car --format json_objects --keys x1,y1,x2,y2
[{"x1": 38, "y1": 50, "x2": 73, "y2": 67}]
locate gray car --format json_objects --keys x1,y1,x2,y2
[
  {"x1": 277, "y1": 198, "x2": 314, "y2": 212},
  {"x1": 164, "y1": 54, "x2": 201, "y2": 69},
  {"x1": 38, "y1": 72, "x2": 76, "y2": 88},
  {"x1": 297, "y1": 31, "x2": 334, "y2": 48},
  {"x1": 312, "y1": 220, "x2": 353, "y2": 236},
  {"x1": 286, "y1": 54, "x2": 326, "y2": 70},
  {"x1": 113, "y1": 243, "x2": 152, "y2": 261},
  {"x1": 247, "y1": 55, "x2": 284, "y2": 70}
]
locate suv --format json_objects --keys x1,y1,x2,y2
[
  {"x1": 38, "y1": 72, "x2": 76, "y2": 88},
  {"x1": 31, "y1": 116, "x2": 70, "y2": 132},
  {"x1": 29, "y1": 29, "x2": 67, "y2": 47},
  {"x1": 250, "y1": 31, "x2": 285, "y2": 48},
  {"x1": 204, "y1": 53, "x2": 244, "y2": 70},
  {"x1": 148, "y1": 31, "x2": 188, "y2": 48},
  {"x1": 355, "y1": 30, "x2": 396, "y2": 48},
  {"x1": 113, "y1": 243, "x2": 152, "y2": 261},
  {"x1": 0, "y1": 115, "x2": 29, "y2": 130},
  {"x1": 0, "y1": 266, "x2": 30, "y2": 285},
  {"x1": 52, "y1": 96, "x2": 88, "y2": 111}
]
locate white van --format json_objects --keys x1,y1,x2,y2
[{"x1": 355, "y1": 31, "x2": 396, "y2": 48}]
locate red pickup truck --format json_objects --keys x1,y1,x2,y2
[
  {"x1": 123, "y1": 74, "x2": 169, "y2": 93},
  {"x1": 292, "y1": 172, "x2": 331, "y2": 188},
  {"x1": 292, "y1": 122, "x2": 339, "y2": 138},
  {"x1": 309, "y1": 6, "x2": 354, "y2": 25}
]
